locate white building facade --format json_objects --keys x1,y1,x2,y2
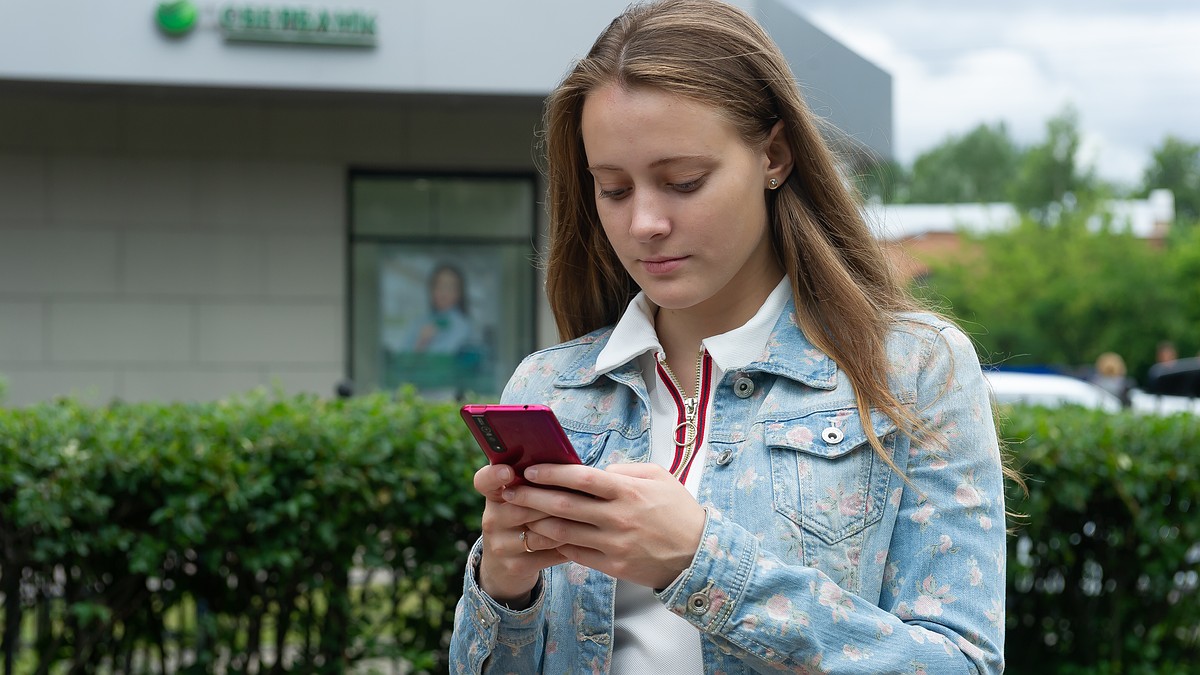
[{"x1": 0, "y1": 0, "x2": 891, "y2": 405}]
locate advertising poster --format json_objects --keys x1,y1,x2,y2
[{"x1": 379, "y1": 246, "x2": 501, "y2": 397}]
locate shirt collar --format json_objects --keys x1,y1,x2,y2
[
  {"x1": 594, "y1": 276, "x2": 793, "y2": 376},
  {"x1": 593, "y1": 292, "x2": 660, "y2": 376},
  {"x1": 705, "y1": 276, "x2": 792, "y2": 372}
]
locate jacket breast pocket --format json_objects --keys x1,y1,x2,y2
[
  {"x1": 559, "y1": 418, "x2": 646, "y2": 468},
  {"x1": 765, "y1": 407, "x2": 896, "y2": 545}
]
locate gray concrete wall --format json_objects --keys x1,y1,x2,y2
[
  {"x1": 759, "y1": 0, "x2": 892, "y2": 161},
  {"x1": 0, "y1": 1, "x2": 888, "y2": 160},
  {"x1": 0, "y1": 1, "x2": 890, "y2": 405},
  {"x1": 0, "y1": 1, "x2": 629, "y2": 96},
  {"x1": 0, "y1": 84, "x2": 546, "y2": 406}
]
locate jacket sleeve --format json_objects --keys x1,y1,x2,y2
[
  {"x1": 655, "y1": 324, "x2": 1007, "y2": 674},
  {"x1": 449, "y1": 353, "x2": 557, "y2": 674},
  {"x1": 448, "y1": 538, "x2": 549, "y2": 674}
]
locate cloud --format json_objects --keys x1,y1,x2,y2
[{"x1": 795, "y1": 2, "x2": 1200, "y2": 184}]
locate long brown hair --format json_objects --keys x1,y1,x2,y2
[{"x1": 542, "y1": 0, "x2": 957, "y2": 465}]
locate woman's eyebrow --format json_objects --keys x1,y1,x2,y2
[{"x1": 587, "y1": 154, "x2": 716, "y2": 172}]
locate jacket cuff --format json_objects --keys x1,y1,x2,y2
[
  {"x1": 461, "y1": 538, "x2": 547, "y2": 648},
  {"x1": 656, "y1": 506, "x2": 757, "y2": 634}
]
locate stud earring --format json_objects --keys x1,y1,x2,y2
[{"x1": 768, "y1": 178, "x2": 779, "y2": 189}]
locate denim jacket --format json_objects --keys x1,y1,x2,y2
[{"x1": 450, "y1": 304, "x2": 1006, "y2": 674}]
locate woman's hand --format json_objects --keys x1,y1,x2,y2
[
  {"x1": 475, "y1": 463, "x2": 568, "y2": 607},
  {"x1": 505, "y1": 463, "x2": 707, "y2": 590},
  {"x1": 413, "y1": 323, "x2": 436, "y2": 351}
]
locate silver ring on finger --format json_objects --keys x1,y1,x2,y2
[{"x1": 518, "y1": 528, "x2": 534, "y2": 554}]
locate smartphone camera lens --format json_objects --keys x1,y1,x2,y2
[{"x1": 473, "y1": 415, "x2": 505, "y2": 453}]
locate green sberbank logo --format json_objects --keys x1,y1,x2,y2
[{"x1": 156, "y1": 1, "x2": 199, "y2": 36}]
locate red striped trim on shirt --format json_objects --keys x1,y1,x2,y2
[{"x1": 655, "y1": 351, "x2": 714, "y2": 484}]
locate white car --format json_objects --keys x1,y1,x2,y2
[
  {"x1": 1129, "y1": 389, "x2": 1200, "y2": 415},
  {"x1": 982, "y1": 371, "x2": 1122, "y2": 412}
]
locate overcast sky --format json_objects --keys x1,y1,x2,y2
[{"x1": 789, "y1": 0, "x2": 1199, "y2": 186}]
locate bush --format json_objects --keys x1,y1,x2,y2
[
  {"x1": 0, "y1": 388, "x2": 483, "y2": 673},
  {"x1": 1003, "y1": 405, "x2": 1200, "y2": 674},
  {"x1": 3, "y1": 392, "x2": 1197, "y2": 672}
]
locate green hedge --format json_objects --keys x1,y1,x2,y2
[
  {"x1": 0, "y1": 389, "x2": 482, "y2": 673},
  {"x1": 1, "y1": 392, "x2": 1198, "y2": 673},
  {"x1": 1003, "y1": 405, "x2": 1200, "y2": 674}
]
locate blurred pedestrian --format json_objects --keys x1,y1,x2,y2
[
  {"x1": 1090, "y1": 351, "x2": 1134, "y2": 407},
  {"x1": 1157, "y1": 340, "x2": 1178, "y2": 365}
]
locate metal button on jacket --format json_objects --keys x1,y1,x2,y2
[
  {"x1": 716, "y1": 449, "x2": 734, "y2": 465},
  {"x1": 821, "y1": 427, "x2": 845, "y2": 444},
  {"x1": 687, "y1": 591, "x2": 711, "y2": 615},
  {"x1": 733, "y1": 376, "x2": 755, "y2": 398}
]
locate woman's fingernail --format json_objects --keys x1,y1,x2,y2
[
  {"x1": 524, "y1": 467, "x2": 539, "y2": 481},
  {"x1": 502, "y1": 489, "x2": 516, "y2": 501},
  {"x1": 497, "y1": 465, "x2": 513, "y2": 482}
]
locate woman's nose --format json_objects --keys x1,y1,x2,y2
[{"x1": 628, "y1": 192, "x2": 670, "y2": 242}]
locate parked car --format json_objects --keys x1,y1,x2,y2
[
  {"x1": 1145, "y1": 357, "x2": 1200, "y2": 397},
  {"x1": 983, "y1": 370, "x2": 1122, "y2": 412},
  {"x1": 1133, "y1": 357, "x2": 1200, "y2": 414},
  {"x1": 1128, "y1": 389, "x2": 1200, "y2": 415}
]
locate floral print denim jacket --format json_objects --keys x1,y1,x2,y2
[{"x1": 450, "y1": 304, "x2": 1006, "y2": 674}]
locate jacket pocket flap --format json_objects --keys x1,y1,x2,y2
[{"x1": 764, "y1": 407, "x2": 896, "y2": 459}]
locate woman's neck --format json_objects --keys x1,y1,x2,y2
[
  {"x1": 656, "y1": 276, "x2": 783, "y2": 349},
  {"x1": 653, "y1": 272, "x2": 785, "y2": 387}
]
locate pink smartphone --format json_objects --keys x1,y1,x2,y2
[{"x1": 460, "y1": 404, "x2": 583, "y2": 487}]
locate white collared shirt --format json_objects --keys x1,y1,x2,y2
[{"x1": 596, "y1": 277, "x2": 792, "y2": 674}]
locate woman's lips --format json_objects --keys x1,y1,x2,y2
[{"x1": 641, "y1": 256, "x2": 687, "y2": 275}]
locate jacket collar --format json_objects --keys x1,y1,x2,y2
[{"x1": 554, "y1": 297, "x2": 838, "y2": 391}]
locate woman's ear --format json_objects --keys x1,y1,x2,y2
[{"x1": 764, "y1": 120, "x2": 794, "y2": 188}]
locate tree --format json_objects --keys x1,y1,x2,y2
[
  {"x1": 1009, "y1": 106, "x2": 1102, "y2": 216},
  {"x1": 906, "y1": 122, "x2": 1019, "y2": 203},
  {"x1": 1142, "y1": 135, "x2": 1200, "y2": 225},
  {"x1": 915, "y1": 207, "x2": 1183, "y2": 381},
  {"x1": 1166, "y1": 225, "x2": 1200, "y2": 358},
  {"x1": 852, "y1": 158, "x2": 909, "y2": 204}
]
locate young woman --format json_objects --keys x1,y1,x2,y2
[
  {"x1": 450, "y1": 1, "x2": 1008, "y2": 672},
  {"x1": 405, "y1": 263, "x2": 473, "y2": 354}
]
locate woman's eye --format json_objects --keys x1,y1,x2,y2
[
  {"x1": 597, "y1": 187, "x2": 629, "y2": 200},
  {"x1": 671, "y1": 178, "x2": 704, "y2": 192}
]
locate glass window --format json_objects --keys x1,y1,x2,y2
[{"x1": 349, "y1": 173, "x2": 537, "y2": 399}]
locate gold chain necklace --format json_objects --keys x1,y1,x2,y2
[{"x1": 657, "y1": 348, "x2": 706, "y2": 480}]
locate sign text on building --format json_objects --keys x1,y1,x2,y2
[{"x1": 218, "y1": 5, "x2": 377, "y2": 47}]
